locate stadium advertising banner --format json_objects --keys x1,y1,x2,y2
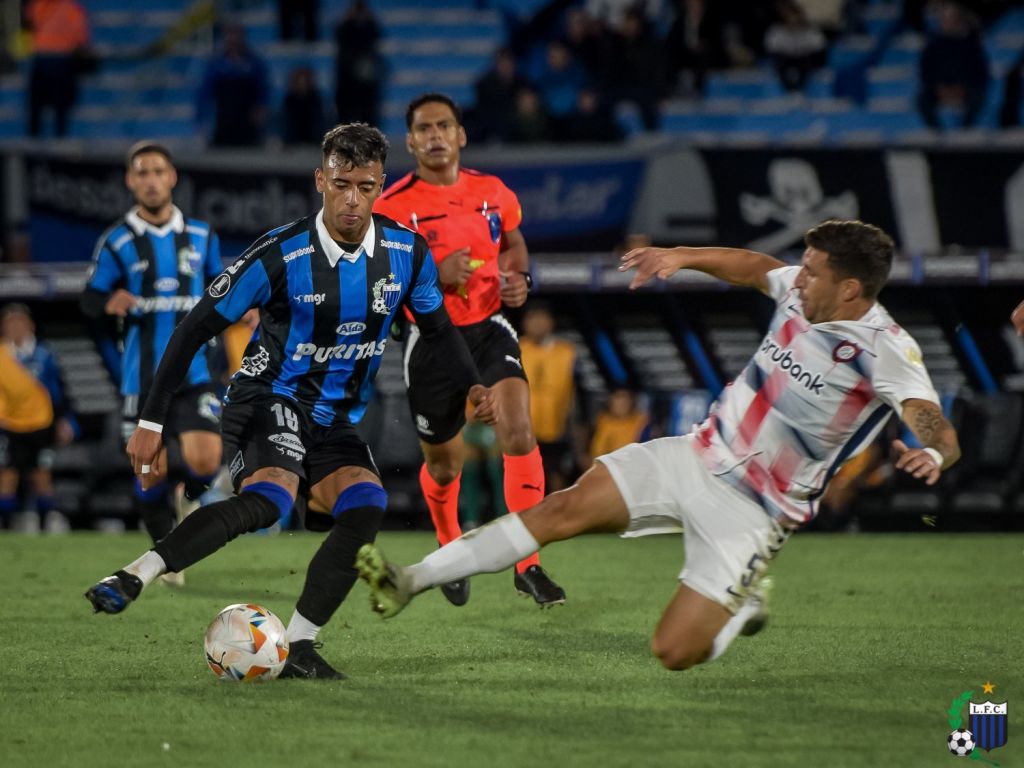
[
  {"x1": 23, "y1": 153, "x2": 646, "y2": 261},
  {"x1": 632, "y1": 147, "x2": 1024, "y2": 259}
]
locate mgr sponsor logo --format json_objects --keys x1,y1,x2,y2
[
  {"x1": 291, "y1": 340, "x2": 386, "y2": 363},
  {"x1": 135, "y1": 295, "x2": 200, "y2": 313},
  {"x1": 336, "y1": 321, "x2": 367, "y2": 335},
  {"x1": 292, "y1": 292, "x2": 326, "y2": 305},
  {"x1": 283, "y1": 244, "x2": 315, "y2": 262},
  {"x1": 758, "y1": 338, "x2": 825, "y2": 395},
  {"x1": 380, "y1": 238, "x2": 412, "y2": 252}
]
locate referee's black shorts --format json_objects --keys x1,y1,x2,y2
[{"x1": 403, "y1": 312, "x2": 527, "y2": 445}]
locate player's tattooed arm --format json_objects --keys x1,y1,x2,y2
[{"x1": 892, "y1": 399, "x2": 961, "y2": 486}]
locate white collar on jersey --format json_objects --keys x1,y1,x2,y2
[
  {"x1": 125, "y1": 205, "x2": 185, "y2": 238},
  {"x1": 315, "y1": 208, "x2": 376, "y2": 269}
]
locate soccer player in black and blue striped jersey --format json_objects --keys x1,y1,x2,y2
[
  {"x1": 81, "y1": 141, "x2": 225, "y2": 576},
  {"x1": 85, "y1": 123, "x2": 496, "y2": 679}
]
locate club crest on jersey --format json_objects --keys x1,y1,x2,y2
[
  {"x1": 372, "y1": 273, "x2": 402, "y2": 315},
  {"x1": 487, "y1": 212, "x2": 502, "y2": 243},
  {"x1": 178, "y1": 244, "x2": 202, "y2": 277},
  {"x1": 831, "y1": 341, "x2": 861, "y2": 363}
]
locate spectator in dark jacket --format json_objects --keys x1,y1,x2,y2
[
  {"x1": 334, "y1": 0, "x2": 382, "y2": 126},
  {"x1": 281, "y1": 66, "x2": 325, "y2": 146},
  {"x1": 917, "y1": 1, "x2": 989, "y2": 129},
  {"x1": 196, "y1": 24, "x2": 269, "y2": 146},
  {"x1": 470, "y1": 47, "x2": 530, "y2": 142}
]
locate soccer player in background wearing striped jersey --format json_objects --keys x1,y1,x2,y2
[
  {"x1": 374, "y1": 93, "x2": 565, "y2": 608},
  {"x1": 86, "y1": 124, "x2": 497, "y2": 680},
  {"x1": 358, "y1": 220, "x2": 961, "y2": 672},
  {"x1": 81, "y1": 142, "x2": 227, "y2": 584}
]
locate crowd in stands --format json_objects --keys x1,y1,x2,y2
[{"x1": 13, "y1": 0, "x2": 1024, "y2": 144}]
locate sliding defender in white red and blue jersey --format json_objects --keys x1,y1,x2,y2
[
  {"x1": 86, "y1": 124, "x2": 497, "y2": 681},
  {"x1": 355, "y1": 219, "x2": 961, "y2": 676}
]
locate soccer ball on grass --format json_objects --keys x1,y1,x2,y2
[{"x1": 204, "y1": 603, "x2": 289, "y2": 682}]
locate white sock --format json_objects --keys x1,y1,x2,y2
[
  {"x1": 123, "y1": 550, "x2": 167, "y2": 588},
  {"x1": 708, "y1": 599, "x2": 760, "y2": 661},
  {"x1": 287, "y1": 610, "x2": 321, "y2": 643},
  {"x1": 407, "y1": 514, "x2": 539, "y2": 594}
]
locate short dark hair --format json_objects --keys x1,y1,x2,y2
[
  {"x1": 405, "y1": 93, "x2": 463, "y2": 129},
  {"x1": 321, "y1": 123, "x2": 389, "y2": 168},
  {"x1": 0, "y1": 302, "x2": 31, "y2": 320},
  {"x1": 126, "y1": 140, "x2": 173, "y2": 170},
  {"x1": 804, "y1": 219, "x2": 894, "y2": 300}
]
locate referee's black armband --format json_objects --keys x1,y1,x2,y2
[
  {"x1": 80, "y1": 288, "x2": 109, "y2": 319},
  {"x1": 139, "y1": 310, "x2": 232, "y2": 425},
  {"x1": 414, "y1": 307, "x2": 481, "y2": 395}
]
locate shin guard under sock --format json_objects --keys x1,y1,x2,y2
[
  {"x1": 152, "y1": 490, "x2": 282, "y2": 573},
  {"x1": 503, "y1": 447, "x2": 544, "y2": 572},
  {"x1": 419, "y1": 463, "x2": 462, "y2": 545}
]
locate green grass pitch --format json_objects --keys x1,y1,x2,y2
[{"x1": 1, "y1": 531, "x2": 1020, "y2": 768}]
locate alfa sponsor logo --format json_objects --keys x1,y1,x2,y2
[
  {"x1": 336, "y1": 321, "x2": 367, "y2": 335},
  {"x1": 283, "y1": 244, "x2": 315, "y2": 262},
  {"x1": 135, "y1": 295, "x2": 200, "y2": 313},
  {"x1": 758, "y1": 338, "x2": 825, "y2": 395},
  {"x1": 154, "y1": 277, "x2": 179, "y2": 292},
  {"x1": 291, "y1": 339, "x2": 386, "y2": 363},
  {"x1": 380, "y1": 238, "x2": 413, "y2": 252}
]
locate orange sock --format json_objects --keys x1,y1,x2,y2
[
  {"x1": 503, "y1": 447, "x2": 543, "y2": 573},
  {"x1": 420, "y1": 463, "x2": 462, "y2": 546}
]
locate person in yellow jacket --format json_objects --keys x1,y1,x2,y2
[
  {"x1": 589, "y1": 388, "x2": 649, "y2": 461},
  {"x1": 0, "y1": 304, "x2": 76, "y2": 529},
  {"x1": 520, "y1": 303, "x2": 582, "y2": 492}
]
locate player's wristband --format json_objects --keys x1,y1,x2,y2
[
  {"x1": 922, "y1": 447, "x2": 943, "y2": 469},
  {"x1": 519, "y1": 271, "x2": 533, "y2": 291},
  {"x1": 138, "y1": 419, "x2": 163, "y2": 435}
]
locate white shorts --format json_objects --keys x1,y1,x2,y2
[{"x1": 597, "y1": 435, "x2": 789, "y2": 613}]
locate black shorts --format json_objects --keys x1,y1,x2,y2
[
  {"x1": 220, "y1": 395, "x2": 379, "y2": 494},
  {"x1": 0, "y1": 426, "x2": 56, "y2": 473},
  {"x1": 538, "y1": 439, "x2": 574, "y2": 477},
  {"x1": 404, "y1": 312, "x2": 527, "y2": 445},
  {"x1": 121, "y1": 384, "x2": 222, "y2": 445}
]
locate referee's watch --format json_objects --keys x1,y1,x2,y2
[{"x1": 519, "y1": 271, "x2": 534, "y2": 291}]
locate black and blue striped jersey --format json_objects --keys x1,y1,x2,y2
[
  {"x1": 139, "y1": 210, "x2": 469, "y2": 429},
  {"x1": 83, "y1": 206, "x2": 222, "y2": 397}
]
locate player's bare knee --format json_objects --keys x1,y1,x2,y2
[
  {"x1": 185, "y1": 453, "x2": 221, "y2": 478},
  {"x1": 425, "y1": 458, "x2": 461, "y2": 486}
]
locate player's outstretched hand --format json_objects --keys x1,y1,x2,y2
[
  {"x1": 104, "y1": 288, "x2": 139, "y2": 317},
  {"x1": 499, "y1": 270, "x2": 528, "y2": 308},
  {"x1": 1012, "y1": 299, "x2": 1024, "y2": 336},
  {"x1": 127, "y1": 426, "x2": 164, "y2": 486},
  {"x1": 892, "y1": 439, "x2": 941, "y2": 486},
  {"x1": 619, "y1": 247, "x2": 684, "y2": 290},
  {"x1": 468, "y1": 384, "x2": 498, "y2": 426},
  {"x1": 438, "y1": 247, "x2": 474, "y2": 288}
]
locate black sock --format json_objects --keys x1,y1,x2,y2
[
  {"x1": 295, "y1": 505, "x2": 385, "y2": 627},
  {"x1": 153, "y1": 492, "x2": 280, "y2": 573},
  {"x1": 137, "y1": 497, "x2": 175, "y2": 543}
]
